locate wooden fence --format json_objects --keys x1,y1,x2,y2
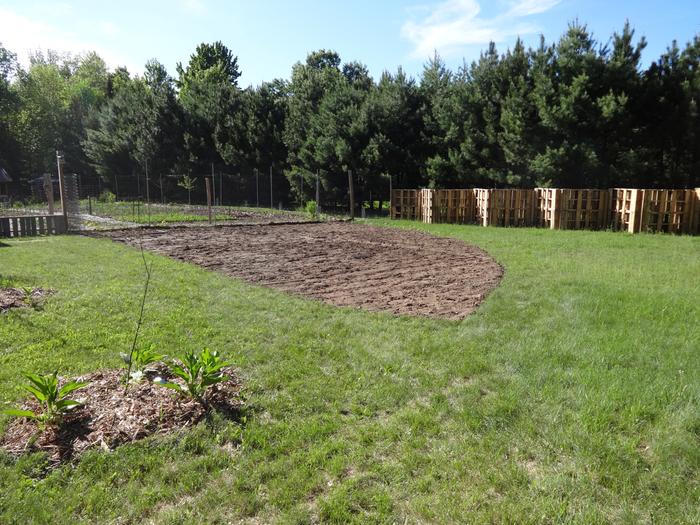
[
  {"x1": 391, "y1": 188, "x2": 700, "y2": 234},
  {"x1": 537, "y1": 189, "x2": 610, "y2": 230},
  {"x1": 0, "y1": 215, "x2": 66, "y2": 238}
]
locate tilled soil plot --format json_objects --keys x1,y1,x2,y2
[{"x1": 99, "y1": 223, "x2": 503, "y2": 320}]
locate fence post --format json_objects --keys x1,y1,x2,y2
[
  {"x1": 206, "y1": 177, "x2": 212, "y2": 224},
  {"x1": 315, "y1": 171, "x2": 320, "y2": 218},
  {"x1": 348, "y1": 170, "x2": 355, "y2": 220},
  {"x1": 389, "y1": 174, "x2": 392, "y2": 217},
  {"x1": 56, "y1": 151, "x2": 68, "y2": 231},
  {"x1": 44, "y1": 173, "x2": 54, "y2": 215}
]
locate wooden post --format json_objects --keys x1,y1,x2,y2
[
  {"x1": 145, "y1": 159, "x2": 151, "y2": 225},
  {"x1": 550, "y1": 189, "x2": 558, "y2": 230},
  {"x1": 211, "y1": 163, "x2": 216, "y2": 206},
  {"x1": 299, "y1": 172, "x2": 303, "y2": 207},
  {"x1": 270, "y1": 165, "x2": 273, "y2": 209},
  {"x1": 44, "y1": 173, "x2": 54, "y2": 215},
  {"x1": 348, "y1": 170, "x2": 355, "y2": 220},
  {"x1": 205, "y1": 177, "x2": 212, "y2": 224},
  {"x1": 56, "y1": 151, "x2": 68, "y2": 231},
  {"x1": 255, "y1": 168, "x2": 259, "y2": 207},
  {"x1": 389, "y1": 174, "x2": 392, "y2": 218},
  {"x1": 315, "y1": 170, "x2": 320, "y2": 218}
]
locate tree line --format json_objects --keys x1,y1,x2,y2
[{"x1": 0, "y1": 21, "x2": 698, "y2": 208}]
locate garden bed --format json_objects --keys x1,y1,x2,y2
[
  {"x1": 1, "y1": 366, "x2": 242, "y2": 464},
  {"x1": 97, "y1": 222, "x2": 504, "y2": 320},
  {"x1": 0, "y1": 287, "x2": 50, "y2": 312}
]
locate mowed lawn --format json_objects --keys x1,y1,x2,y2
[{"x1": 0, "y1": 222, "x2": 698, "y2": 524}]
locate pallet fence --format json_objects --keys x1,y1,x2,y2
[
  {"x1": 391, "y1": 188, "x2": 700, "y2": 234},
  {"x1": 537, "y1": 189, "x2": 610, "y2": 230},
  {"x1": 0, "y1": 215, "x2": 67, "y2": 238}
]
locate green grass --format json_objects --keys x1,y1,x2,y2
[
  {"x1": 83, "y1": 200, "x2": 300, "y2": 224},
  {"x1": 0, "y1": 222, "x2": 699, "y2": 524}
]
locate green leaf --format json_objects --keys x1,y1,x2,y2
[
  {"x1": 1, "y1": 408, "x2": 37, "y2": 419},
  {"x1": 22, "y1": 384, "x2": 47, "y2": 402},
  {"x1": 58, "y1": 381, "x2": 87, "y2": 398},
  {"x1": 55, "y1": 399, "x2": 82, "y2": 410},
  {"x1": 159, "y1": 381, "x2": 183, "y2": 392}
]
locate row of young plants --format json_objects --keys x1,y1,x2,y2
[{"x1": 1, "y1": 346, "x2": 231, "y2": 430}]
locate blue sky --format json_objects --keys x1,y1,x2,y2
[{"x1": 1, "y1": 1, "x2": 698, "y2": 86}]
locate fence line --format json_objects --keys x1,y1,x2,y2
[
  {"x1": 391, "y1": 188, "x2": 700, "y2": 234},
  {"x1": 0, "y1": 215, "x2": 66, "y2": 238}
]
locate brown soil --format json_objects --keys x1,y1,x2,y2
[
  {"x1": 0, "y1": 287, "x2": 50, "y2": 313},
  {"x1": 1, "y1": 367, "x2": 242, "y2": 464},
  {"x1": 98, "y1": 222, "x2": 503, "y2": 320}
]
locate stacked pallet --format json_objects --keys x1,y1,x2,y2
[
  {"x1": 419, "y1": 189, "x2": 477, "y2": 224},
  {"x1": 390, "y1": 189, "x2": 420, "y2": 220},
  {"x1": 692, "y1": 188, "x2": 700, "y2": 233},
  {"x1": 476, "y1": 189, "x2": 536, "y2": 227},
  {"x1": 610, "y1": 188, "x2": 697, "y2": 234},
  {"x1": 390, "y1": 187, "x2": 699, "y2": 234},
  {"x1": 537, "y1": 189, "x2": 610, "y2": 230}
]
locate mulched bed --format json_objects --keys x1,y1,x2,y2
[
  {"x1": 0, "y1": 287, "x2": 51, "y2": 313},
  {"x1": 0, "y1": 366, "x2": 243, "y2": 465}
]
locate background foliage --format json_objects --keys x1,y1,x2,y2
[{"x1": 1, "y1": 22, "x2": 699, "y2": 207}]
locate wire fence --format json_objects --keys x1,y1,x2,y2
[{"x1": 1, "y1": 166, "x2": 393, "y2": 232}]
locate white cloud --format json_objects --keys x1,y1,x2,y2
[
  {"x1": 0, "y1": 7, "x2": 136, "y2": 72},
  {"x1": 506, "y1": 0, "x2": 561, "y2": 16},
  {"x1": 402, "y1": 0, "x2": 560, "y2": 59},
  {"x1": 99, "y1": 21, "x2": 120, "y2": 37},
  {"x1": 179, "y1": 0, "x2": 206, "y2": 15}
]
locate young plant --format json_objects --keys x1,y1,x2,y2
[
  {"x1": 20, "y1": 286, "x2": 39, "y2": 309},
  {"x1": 120, "y1": 344, "x2": 164, "y2": 384},
  {"x1": 1, "y1": 372, "x2": 87, "y2": 427},
  {"x1": 155, "y1": 348, "x2": 231, "y2": 401}
]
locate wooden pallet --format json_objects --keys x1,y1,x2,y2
[
  {"x1": 611, "y1": 188, "x2": 698, "y2": 234},
  {"x1": 537, "y1": 189, "x2": 610, "y2": 230},
  {"x1": 638, "y1": 189, "x2": 695, "y2": 234},
  {"x1": 391, "y1": 186, "x2": 699, "y2": 235},
  {"x1": 691, "y1": 188, "x2": 700, "y2": 234},
  {"x1": 476, "y1": 189, "x2": 536, "y2": 227},
  {"x1": 0, "y1": 215, "x2": 67, "y2": 238},
  {"x1": 390, "y1": 189, "x2": 420, "y2": 220}
]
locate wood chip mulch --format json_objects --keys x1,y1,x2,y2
[
  {"x1": 0, "y1": 287, "x2": 51, "y2": 312},
  {"x1": 0, "y1": 366, "x2": 243, "y2": 465}
]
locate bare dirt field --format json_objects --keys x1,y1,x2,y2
[{"x1": 98, "y1": 223, "x2": 503, "y2": 320}]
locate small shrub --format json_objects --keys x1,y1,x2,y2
[
  {"x1": 98, "y1": 190, "x2": 116, "y2": 203},
  {"x1": 120, "y1": 343, "x2": 164, "y2": 384},
  {"x1": 155, "y1": 348, "x2": 231, "y2": 401},
  {"x1": 305, "y1": 200, "x2": 317, "y2": 217},
  {"x1": 1, "y1": 372, "x2": 87, "y2": 427}
]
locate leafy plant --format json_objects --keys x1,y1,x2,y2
[
  {"x1": 155, "y1": 348, "x2": 231, "y2": 401},
  {"x1": 97, "y1": 190, "x2": 116, "y2": 203},
  {"x1": 20, "y1": 286, "x2": 40, "y2": 309},
  {"x1": 120, "y1": 343, "x2": 164, "y2": 384},
  {"x1": 1, "y1": 372, "x2": 87, "y2": 427},
  {"x1": 305, "y1": 200, "x2": 318, "y2": 218},
  {"x1": 177, "y1": 174, "x2": 196, "y2": 205}
]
